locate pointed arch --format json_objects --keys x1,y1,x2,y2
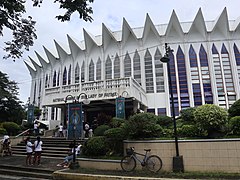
[
  {"x1": 221, "y1": 43, "x2": 228, "y2": 54},
  {"x1": 33, "y1": 82, "x2": 36, "y2": 104},
  {"x1": 81, "y1": 61, "x2": 85, "y2": 82},
  {"x1": 75, "y1": 63, "x2": 80, "y2": 83},
  {"x1": 53, "y1": 70, "x2": 57, "y2": 87},
  {"x1": 144, "y1": 49, "x2": 154, "y2": 93},
  {"x1": 57, "y1": 70, "x2": 60, "y2": 86},
  {"x1": 63, "y1": 67, "x2": 67, "y2": 85},
  {"x1": 124, "y1": 52, "x2": 131, "y2": 77},
  {"x1": 96, "y1": 57, "x2": 102, "y2": 80},
  {"x1": 189, "y1": 45, "x2": 202, "y2": 106},
  {"x1": 45, "y1": 74, "x2": 48, "y2": 88},
  {"x1": 212, "y1": 43, "x2": 219, "y2": 54},
  {"x1": 234, "y1": 43, "x2": 240, "y2": 65},
  {"x1": 114, "y1": 54, "x2": 120, "y2": 78},
  {"x1": 68, "y1": 65, "x2": 71, "y2": 85},
  {"x1": 89, "y1": 59, "x2": 94, "y2": 81},
  {"x1": 133, "y1": 50, "x2": 141, "y2": 85},
  {"x1": 105, "y1": 56, "x2": 112, "y2": 80},
  {"x1": 177, "y1": 46, "x2": 190, "y2": 109},
  {"x1": 154, "y1": 48, "x2": 164, "y2": 92}
]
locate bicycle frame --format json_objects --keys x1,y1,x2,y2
[{"x1": 130, "y1": 151, "x2": 149, "y2": 165}]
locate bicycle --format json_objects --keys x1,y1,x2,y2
[{"x1": 120, "y1": 147, "x2": 162, "y2": 172}]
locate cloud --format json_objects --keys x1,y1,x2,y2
[{"x1": 0, "y1": 0, "x2": 239, "y2": 103}]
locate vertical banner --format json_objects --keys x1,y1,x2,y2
[
  {"x1": 67, "y1": 103, "x2": 83, "y2": 140},
  {"x1": 27, "y1": 104, "x2": 35, "y2": 124},
  {"x1": 116, "y1": 97, "x2": 125, "y2": 119}
]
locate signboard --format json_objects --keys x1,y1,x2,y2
[
  {"x1": 27, "y1": 104, "x2": 35, "y2": 124},
  {"x1": 116, "y1": 97, "x2": 125, "y2": 119},
  {"x1": 67, "y1": 103, "x2": 83, "y2": 140}
]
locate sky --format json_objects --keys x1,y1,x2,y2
[{"x1": 0, "y1": 0, "x2": 240, "y2": 104}]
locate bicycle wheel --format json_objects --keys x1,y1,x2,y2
[
  {"x1": 120, "y1": 155, "x2": 136, "y2": 172},
  {"x1": 146, "y1": 155, "x2": 162, "y2": 172}
]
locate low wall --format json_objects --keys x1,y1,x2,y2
[{"x1": 123, "y1": 138, "x2": 240, "y2": 173}]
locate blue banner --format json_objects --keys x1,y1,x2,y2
[
  {"x1": 67, "y1": 103, "x2": 83, "y2": 140},
  {"x1": 116, "y1": 97, "x2": 125, "y2": 119},
  {"x1": 27, "y1": 104, "x2": 35, "y2": 124}
]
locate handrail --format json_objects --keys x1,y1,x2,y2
[{"x1": 14, "y1": 128, "x2": 31, "y2": 138}]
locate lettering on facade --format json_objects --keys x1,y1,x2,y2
[{"x1": 52, "y1": 92, "x2": 118, "y2": 103}]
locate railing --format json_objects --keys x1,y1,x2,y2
[{"x1": 15, "y1": 129, "x2": 31, "y2": 138}]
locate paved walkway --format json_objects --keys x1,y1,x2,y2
[{"x1": 0, "y1": 155, "x2": 64, "y2": 171}]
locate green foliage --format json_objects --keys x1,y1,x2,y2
[
  {"x1": 125, "y1": 113, "x2": 162, "y2": 139},
  {"x1": 229, "y1": 116, "x2": 240, "y2": 135},
  {"x1": 109, "y1": 117, "x2": 125, "y2": 128},
  {"x1": 178, "y1": 125, "x2": 206, "y2": 138},
  {"x1": 0, "y1": 127, "x2": 7, "y2": 135},
  {"x1": 104, "y1": 127, "x2": 126, "y2": 140},
  {"x1": 180, "y1": 107, "x2": 196, "y2": 123},
  {"x1": 0, "y1": 71, "x2": 25, "y2": 124},
  {"x1": 1, "y1": 0, "x2": 94, "y2": 60},
  {"x1": 34, "y1": 107, "x2": 42, "y2": 119},
  {"x1": 156, "y1": 116, "x2": 172, "y2": 127},
  {"x1": 97, "y1": 113, "x2": 112, "y2": 126},
  {"x1": 2, "y1": 122, "x2": 21, "y2": 135},
  {"x1": 82, "y1": 136, "x2": 108, "y2": 156},
  {"x1": 94, "y1": 125, "x2": 110, "y2": 136},
  {"x1": 228, "y1": 99, "x2": 240, "y2": 118},
  {"x1": 194, "y1": 104, "x2": 228, "y2": 137}
]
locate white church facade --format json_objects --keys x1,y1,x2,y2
[{"x1": 25, "y1": 8, "x2": 240, "y2": 129}]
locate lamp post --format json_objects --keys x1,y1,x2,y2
[
  {"x1": 160, "y1": 43, "x2": 184, "y2": 172},
  {"x1": 64, "y1": 93, "x2": 90, "y2": 169}
]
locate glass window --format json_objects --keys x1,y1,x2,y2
[
  {"x1": 81, "y1": 61, "x2": 85, "y2": 82},
  {"x1": 53, "y1": 70, "x2": 56, "y2": 87},
  {"x1": 89, "y1": 59, "x2": 94, "y2": 81},
  {"x1": 96, "y1": 58, "x2": 101, "y2": 80},
  {"x1": 124, "y1": 52, "x2": 131, "y2": 77},
  {"x1": 233, "y1": 43, "x2": 240, "y2": 65},
  {"x1": 75, "y1": 63, "x2": 80, "y2": 84},
  {"x1": 63, "y1": 67, "x2": 67, "y2": 85},
  {"x1": 155, "y1": 48, "x2": 164, "y2": 92},
  {"x1": 133, "y1": 50, "x2": 141, "y2": 85},
  {"x1": 157, "y1": 108, "x2": 166, "y2": 116},
  {"x1": 68, "y1": 65, "x2": 71, "y2": 85},
  {"x1": 105, "y1": 56, "x2": 112, "y2": 80},
  {"x1": 144, "y1": 49, "x2": 154, "y2": 93},
  {"x1": 114, "y1": 54, "x2": 120, "y2": 78}
]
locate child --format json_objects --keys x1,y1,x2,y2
[
  {"x1": 25, "y1": 137, "x2": 33, "y2": 166},
  {"x1": 33, "y1": 136, "x2": 43, "y2": 165}
]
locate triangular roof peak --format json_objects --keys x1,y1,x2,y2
[
  {"x1": 43, "y1": 46, "x2": 59, "y2": 67},
  {"x1": 24, "y1": 60, "x2": 36, "y2": 77},
  {"x1": 54, "y1": 40, "x2": 69, "y2": 61},
  {"x1": 142, "y1": 13, "x2": 160, "y2": 43},
  {"x1": 83, "y1": 28, "x2": 99, "y2": 54},
  {"x1": 29, "y1": 56, "x2": 42, "y2": 73},
  {"x1": 67, "y1": 34, "x2": 84, "y2": 60},
  {"x1": 35, "y1": 51, "x2": 49, "y2": 70},
  {"x1": 122, "y1": 18, "x2": 138, "y2": 47},
  {"x1": 210, "y1": 7, "x2": 229, "y2": 38},
  {"x1": 102, "y1": 23, "x2": 118, "y2": 51},
  {"x1": 187, "y1": 8, "x2": 207, "y2": 40},
  {"x1": 165, "y1": 10, "x2": 184, "y2": 41}
]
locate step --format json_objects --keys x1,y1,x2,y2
[{"x1": 0, "y1": 165, "x2": 53, "y2": 179}]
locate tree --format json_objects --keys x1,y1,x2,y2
[
  {"x1": 1, "y1": 0, "x2": 94, "y2": 60},
  {"x1": 0, "y1": 71, "x2": 24, "y2": 124},
  {"x1": 194, "y1": 104, "x2": 228, "y2": 137},
  {"x1": 179, "y1": 107, "x2": 196, "y2": 123},
  {"x1": 228, "y1": 99, "x2": 240, "y2": 118}
]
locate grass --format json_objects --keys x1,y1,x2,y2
[{"x1": 67, "y1": 168, "x2": 240, "y2": 179}]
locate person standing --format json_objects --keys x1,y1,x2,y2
[
  {"x1": 25, "y1": 137, "x2": 33, "y2": 166},
  {"x1": 33, "y1": 136, "x2": 43, "y2": 165},
  {"x1": 59, "y1": 123, "x2": 64, "y2": 137},
  {"x1": 33, "y1": 121, "x2": 39, "y2": 136}
]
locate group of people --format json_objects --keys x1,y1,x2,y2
[
  {"x1": 1, "y1": 135, "x2": 12, "y2": 156},
  {"x1": 25, "y1": 136, "x2": 43, "y2": 166}
]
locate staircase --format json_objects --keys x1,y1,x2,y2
[{"x1": 11, "y1": 137, "x2": 85, "y2": 158}]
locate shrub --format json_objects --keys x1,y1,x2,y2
[
  {"x1": 104, "y1": 127, "x2": 126, "y2": 140},
  {"x1": 228, "y1": 99, "x2": 240, "y2": 118},
  {"x1": 125, "y1": 113, "x2": 162, "y2": 139},
  {"x1": 109, "y1": 117, "x2": 125, "y2": 128},
  {"x1": 194, "y1": 104, "x2": 228, "y2": 138},
  {"x1": 178, "y1": 125, "x2": 206, "y2": 138},
  {"x1": 180, "y1": 107, "x2": 196, "y2": 123},
  {"x1": 82, "y1": 136, "x2": 108, "y2": 156},
  {"x1": 2, "y1": 122, "x2": 21, "y2": 135},
  {"x1": 94, "y1": 125, "x2": 110, "y2": 136},
  {"x1": 156, "y1": 116, "x2": 172, "y2": 127},
  {"x1": 229, "y1": 116, "x2": 240, "y2": 135},
  {"x1": 0, "y1": 127, "x2": 7, "y2": 135}
]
